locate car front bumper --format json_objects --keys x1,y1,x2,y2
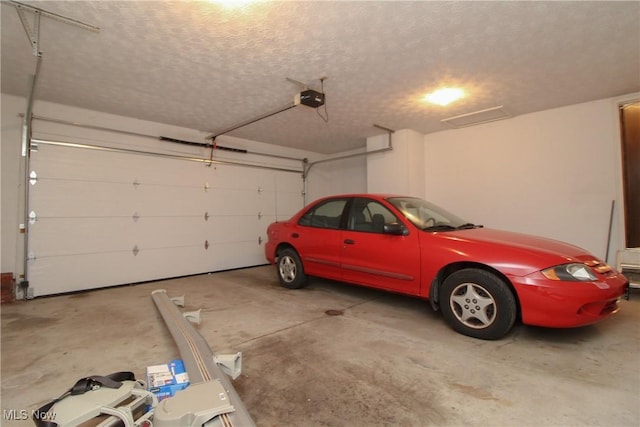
[{"x1": 511, "y1": 272, "x2": 629, "y2": 328}]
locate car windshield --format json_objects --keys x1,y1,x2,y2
[{"x1": 386, "y1": 197, "x2": 473, "y2": 231}]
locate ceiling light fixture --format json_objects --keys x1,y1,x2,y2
[
  {"x1": 441, "y1": 105, "x2": 511, "y2": 128},
  {"x1": 208, "y1": 0, "x2": 260, "y2": 8},
  {"x1": 424, "y1": 88, "x2": 465, "y2": 106}
]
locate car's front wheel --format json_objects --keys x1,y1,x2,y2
[
  {"x1": 440, "y1": 268, "x2": 516, "y2": 340},
  {"x1": 277, "y1": 248, "x2": 308, "y2": 289}
]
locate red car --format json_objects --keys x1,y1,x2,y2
[{"x1": 265, "y1": 194, "x2": 629, "y2": 339}]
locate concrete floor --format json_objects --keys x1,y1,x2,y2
[{"x1": 1, "y1": 265, "x2": 639, "y2": 426}]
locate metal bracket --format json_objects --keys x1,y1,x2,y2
[
  {"x1": 170, "y1": 295, "x2": 185, "y2": 306},
  {"x1": 204, "y1": 212, "x2": 210, "y2": 221},
  {"x1": 183, "y1": 309, "x2": 201, "y2": 325},
  {"x1": 132, "y1": 212, "x2": 140, "y2": 222},
  {"x1": 132, "y1": 245, "x2": 139, "y2": 256},
  {"x1": 204, "y1": 240, "x2": 209, "y2": 250},
  {"x1": 258, "y1": 212, "x2": 262, "y2": 220},
  {"x1": 257, "y1": 186, "x2": 263, "y2": 194},
  {"x1": 258, "y1": 236, "x2": 263, "y2": 245},
  {"x1": 29, "y1": 210, "x2": 37, "y2": 224},
  {"x1": 204, "y1": 182, "x2": 210, "y2": 192},
  {"x1": 15, "y1": 3, "x2": 41, "y2": 56},
  {"x1": 214, "y1": 352, "x2": 243, "y2": 380},
  {"x1": 8, "y1": 0, "x2": 100, "y2": 56},
  {"x1": 133, "y1": 178, "x2": 140, "y2": 189},
  {"x1": 29, "y1": 170, "x2": 38, "y2": 185}
]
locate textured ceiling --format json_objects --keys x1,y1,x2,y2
[{"x1": 2, "y1": 1, "x2": 639, "y2": 154}]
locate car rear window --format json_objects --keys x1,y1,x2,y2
[{"x1": 298, "y1": 199, "x2": 347, "y2": 229}]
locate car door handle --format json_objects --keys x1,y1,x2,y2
[{"x1": 344, "y1": 239, "x2": 355, "y2": 245}]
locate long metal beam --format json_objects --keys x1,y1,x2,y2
[
  {"x1": 207, "y1": 102, "x2": 297, "y2": 140},
  {"x1": 151, "y1": 290, "x2": 256, "y2": 427},
  {"x1": 27, "y1": 114, "x2": 306, "y2": 163},
  {"x1": 31, "y1": 138, "x2": 302, "y2": 174}
]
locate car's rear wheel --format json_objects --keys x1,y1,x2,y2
[
  {"x1": 440, "y1": 268, "x2": 516, "y2": 340},
  {"x1": 277, "y1": 248, "x2": 308, "y2": 289}
]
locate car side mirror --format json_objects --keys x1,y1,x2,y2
[{"x1": 383, "y1": 222, "x2": 408, "y2": 236}]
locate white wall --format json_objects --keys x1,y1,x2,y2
[
  {"x1": 367, "y1": 129, "x2": 424, "y2": 196},
  {"x1": 305, "y1": 153, "x2": 367, "y2": 204},
  {"x1": 0, "y1": 94, "x2": 368, "y2": 277},
  {"x1": 422, "y1": 96, "x2": 636, "y2": 261}
]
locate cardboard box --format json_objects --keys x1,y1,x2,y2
[{"x1": 146, "y1": 359, "x2": 189, "y2": 401}]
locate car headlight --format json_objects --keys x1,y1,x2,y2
[{"x1": 541, "y1": 263, "x2": 598, "y2": 282}]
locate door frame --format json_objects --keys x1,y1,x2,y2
[{"x1": 612, "y1": 93, "x2": 640, "y2": 255}]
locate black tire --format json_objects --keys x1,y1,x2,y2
[
  {"x1": 277, "y1": 248, "x2": 308, "y2": 289},
  {"x1": 440, "y1": 268, "x2": 516, "y2": 340}
]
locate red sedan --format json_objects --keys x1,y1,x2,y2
[{"x1": 265, "y1": 194, "x2": 629, "y2": 339}]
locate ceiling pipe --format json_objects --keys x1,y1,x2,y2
[{"x1": 302, "y1": 124, "x2": 394, "y2": 205}]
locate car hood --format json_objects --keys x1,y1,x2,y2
[{"x1": 433, "y1": 227, "x2": 598, "y2": 276}]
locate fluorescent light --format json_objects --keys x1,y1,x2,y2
[{"x1": 424, "y1": 88, "x2": 465, "y2": 106}]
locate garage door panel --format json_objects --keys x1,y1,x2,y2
[
  {"x1": 30, "y1": 180, "x2": 138, "y2": 217},
  {"x1": 132, "y1": 217, "x2": 213, "y2": 247},
  {"x1": 207, "y1": 188, "x2": 260, "y2": 216},
  {"x1": 30, "y1": 145, "x2": 139, "y2": 183},
  {"x1": 133, "y1": 185, "x2": 208, "y2": 216},
  {"x1": 29, "y1": 218, "x2": 137, "y2": 256},
  {"x1": 138, "y1": 158, "x2": 209, "y2": 186},
  {"x1": 29, "y1": 217, "x2": 212, "y2": 256},
  {"x1": 275, "y1": 192, "x2": 304, "y2": 220},
  {"x1": 212, "y1": 216, "x2": 264, "y2": 243},
  {"x1": 275, "y1": 171, "x2": 302, "y2": 192},
  {"x1": 28, "y1": 245, "x2": 214, "y2": 297},
  {"x1": 29, "y1": 252, "x2": 138, "y2": 297},
  {"x1": 211, "y1": 241, "x2": 266, "y2": 271},
  {"x1": 28, "y1": 142, "x2": 302, "y2": 295},
  {"x1": 32, "y1": 145, "x2": 213, "y2": 188}
]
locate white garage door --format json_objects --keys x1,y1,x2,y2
[{"x1": 27, "y1": 142, "x2": 302, "y2": 296}]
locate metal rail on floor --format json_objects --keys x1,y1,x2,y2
[{"x1": 151, "y1": 289, "x2": 256, "y2": 427}]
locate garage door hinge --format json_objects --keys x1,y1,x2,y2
[
  {"x1": 27, "y1": 252, "x2": 36, "y2": 261},
  {"x1": 204, "y1": 182, "x2": 210, "y2": 192},
  {"x1": 258, "y1": 186, "x2": 263, "y2": 194},
  {"x1": 132, "y1": 212, "x2": 140, "y2": 222},
  {"x1": 132, "y1": 245, "x2": 140, "y2": 256},
  {"x1": 258, "y1": 236, "x2": 263, "y2": 245},
  {"x1": 29, "y1": 171, "x2": 38, "y2": 185},
  {"x1": 258, "y1": 212, "x2": 262, "y2": 220},
  {"x1": 204, "y1": 240, "x2": 209, "y2": 250},
  {"x1": 29, "y1": 211, "x2": 37, "y2": 224},
  {"x1": 204, "y1": 212, "x2": 210, "y2": 221},
  {"x1": 133, "y1": 178, "x2": 140, "y2": 189}
]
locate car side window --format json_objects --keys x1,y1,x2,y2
[
  {"x1": 298, "y1": 199, "x2": 347, "y2": 229},
  {"x1": 347, "y1": 198, "x2": 399, "y2": 233}
]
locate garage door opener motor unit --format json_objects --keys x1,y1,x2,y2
[{"x1": 294, "y1": 89, "x2": 325, "y2": 108}]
